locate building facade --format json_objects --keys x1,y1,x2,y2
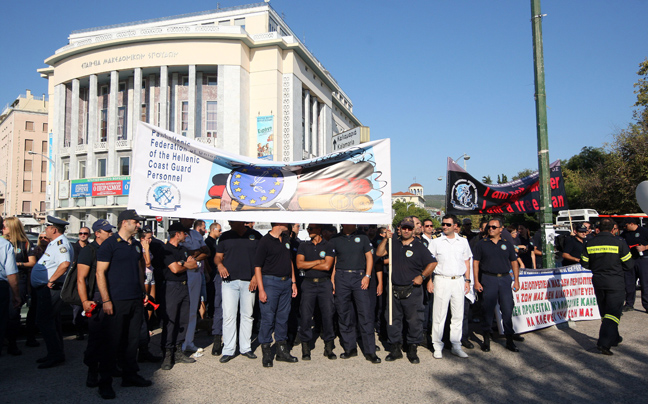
[
  {"x1": 0, "y1": 90, "x2": 49, "y2": 229},
  {"x1": 39, "y1": 3, "x2": 363, "y2": 233},
  {"x1": 392, "y1": 183, "x2": 426, "y2": 209}
]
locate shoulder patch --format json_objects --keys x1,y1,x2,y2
[
  {"x1": 59, "y1": 246, "x2": 68, "y2": 253},
  {"x1": 57, "y1": 240, "x2": 63, "y2": 245},
  {"x1": 432, "y1": 234, "x2": 440, "y2": 239},
  {"x1": 459, "y1": 234, "x2": 467, "y2": 239}
]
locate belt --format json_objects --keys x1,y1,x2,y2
[
  {"x1": 482, "y1": 271, "x2": 508, "y2": 277},
  {"x1": 265, "y1": 275, "x2": 290, "y2": 281},
  {"x1": 339, "y1": 269, "x2": 364, "y2": 273},
  {"x1": 434, "y1": 274, "x2": 464, "y2": 280},
  {"x1": 303, "y1": 277, "x2": 330, "y2": 283}
]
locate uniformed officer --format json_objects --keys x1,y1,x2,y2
[
  {"x1": 331, "y1": 224, "x2": 381, "y2": 363},
  {"x1": 95, "y1": 210, "x2": 152, "y2": 398},
  {"x1": 254, "y1": 222, "x2": 299, "y2": 367},
  {"x1": 621, "y1": 218, "x2": 648, "y2": 312},
  {"x1": 473, "y1": 218, "x2": 521, "y2": 353},
  {"x1": 0, "y1": 216, "x2": 20, "y2": 357},
  {"x1": 30, "y1": 215, "x2": 73, "y2": 369},
  {"x1": 562, "y1": 226, "x2": 588, "y2": 266},
  {"x1": 376, "y1": 219, "x2": 437, "y2": 364},
  {"x1": 160, "y1": 222, "x2": 198, "y2": 370},
  {"x1": 296, "y1": 223, "x2": 336, "y2": 360},
  {"x1": 76, "y1": 219, "x2": 114, "y2": 388},
  {"x1": 581, "y1": 218, "x2": 634, "y2": 355}
]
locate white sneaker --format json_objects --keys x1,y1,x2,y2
[
  {"x1": 184, "y1": 343, "x2": 204, "y2": 353},
  {"x1": 451, "y1": 348, "x2": 468, "y2": 358},
  {"x1": 433, "y1": 351, "x2": 442, "y2": 359}
]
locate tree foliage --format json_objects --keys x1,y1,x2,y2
[
  {"x1": 512, "y1": 169, "x2": 535, "y2": 181},
  {"x1": 482, "y1": 175, "x2": 493, "y2": 185},
  {"x1": 392, "y1": 201, "x2": 435, "y2": 228}
]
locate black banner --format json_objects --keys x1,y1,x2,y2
[{"x1": 445, "y1": 158, "x2": 568, "y2": 215}]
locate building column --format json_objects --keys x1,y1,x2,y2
[
  {"x1": 218, "y1": 65, "x2": 249, "y2": 155},
  {"x1": 321, "y1": 104, "x2": 332, "y2": 155},
  {"x1": 160, "y1": 66, "x2": 168, "y2": 130},
  {"x1": 304, "y1": 90, "x2": 310, "y2": 155},
  {"x1": 188, "y1": 65, "x2": 196, "y2": 139},
  {"x1": 171, "y1": 73, "x2": 178, "y2": 132},
  {"x1": 54, "y1": 84, "x2": 66, "y2": 203},
  {"x1": 87, "y1": 75, "x2": 98, "y2": 177},
  {"x1": 107, "y1": 71, "x2": 119, "y2": 200},
  {"x1": 195, "y1": 71, "x2": 203, "y2": 138},
  {"x1": 148, "y1": 74, "x2": 156, "y2": 124},
  {"x1": 69, "y1": 79, "x2": 80, "y2": 181},
  {"x1": 132, "y1": 68, "x2": 142, "y2": 136},
  {"x1": 311, "y1": 97, "x2": 319, "y2": 156}
]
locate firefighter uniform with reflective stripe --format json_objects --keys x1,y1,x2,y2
[{"x1": 580, "y1": 232, "x2": 633, "y2": 350}]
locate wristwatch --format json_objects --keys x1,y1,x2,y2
[
  {"x1": 179, "y1": 260, "x2": 186, "y2": 267},
  {"x1": 420, "y1": 274, "x2": 427, "y2": 281}
]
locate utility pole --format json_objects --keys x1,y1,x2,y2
[{"x1": 531, "y1": 0, "x2": 555, "y2": 268}]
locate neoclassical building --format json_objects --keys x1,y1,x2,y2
[
  {"x1": 38, "y1": 2, "x2": 363, "y2": 233},
  {"x1": 392, "y1": 183, "x2": 426, "y2": 209}
]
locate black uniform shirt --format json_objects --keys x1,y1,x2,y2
[
  {"x1": 562, "y1": 236, "x2": 586, "y2": 265},
  {"x1": 297, "y1": 239, "x2": 335, "y2": 278},
  {"x1": 77, "y1": 241, "x2": 99, "y2": 296},
  {"x1": 162, "y1": 242, "x2": 190, "y2": 282},
  {"x1": 330, "y1": 233, "x2": 372, "y2": 270},
  {"x1": 473, "y1": 237, "x2": 518, "y2": 274},
  {"x1": 254, "y1": 232, "x2": 292, "y2": 277},
  {"x1": 216, "y1": 228, "x2": 262, "y2": 281},
  {"x1": 96, "y1": 234, "x2": 143, "y2": 301},
  {"x1": 581, "y1": 232, "x2": 633, "y2": 288},
  {"x1": 621, "y1": 226, "x2": 648, "y2": 259},
  {"x1": 391, "y1": 238, "x2": 436, "y2": 286},
  {"x1": 15, "y1": 240, "x2": 35, "y2": 265}
]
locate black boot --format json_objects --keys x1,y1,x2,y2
[
  {"x1": 323, "y1": 340, "x2": 337, "y2": 360},
  {"x1": 261, "y1": 343, "x2": 274, "y2": 367},
  {"x1": 138, "y1": 348, "x2": 162, "y2": 363},
  {"x1": 385, "y1": 343, "x2": 403, "y2": 361},
  {"x1": 211, "y1": 335, "x2": 222, "y2": 356},
  {"x1": 161, "y1": 348, "x2": 174, "y2": 370},
  {"x1": 482, "y1": 333, "x2": 491, "y2": 352},
  {"x1": 407, "y1": 344, "x2": 420, "y2": 364},
  {"x1": 276, "y1": 341, "x2": 298, "y2": 363},
  {"x1": 174, "y1": 344, "x2": 196, "y2": 364},
  {"x1": 301, "y1": 342, "x2": 311, "y2": 360},
  {"x1": 86, "y1": 367, "x2": 100, "y2": 387},
  {"x1": 505, "y1": 335, "x2": 519, "y2": 352}
]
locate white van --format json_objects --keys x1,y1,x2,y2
[{"x1": 555, "y1": 209, "x2": 599, "y2": 228}]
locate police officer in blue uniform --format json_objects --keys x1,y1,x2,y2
[
  {"x1": 30, "y1": 215, "x2": 73, "y2": 369},
  {"x1": 330, "y1": 224, "x2": 381, "y2": 363},
  {"x1": 621, "y1": 218, "x2": 648, "y2": 312},
  {"x1": 473, "y1": 218, "x2": 521, "y2": 353},
  {"x1": 296, "y1": 223, "x2": 336, "y2": 360},
  {"x1": 0, "y1": 216, "x2": 20, "y2": 357}
]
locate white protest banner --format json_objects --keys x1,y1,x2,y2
[
  {"x1": 128, "y1": 122, "x2": 392, "y2": 224},
  {"x1": 507, "y1": 265, "x2": 600, "y2": 334}
]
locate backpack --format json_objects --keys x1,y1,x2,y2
[{"x1": 61, "y1": 244, "x2": 97, "y2": 306}]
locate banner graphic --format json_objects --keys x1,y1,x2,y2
[
  {"x1": 128, "y1": 122, "x2": 391, "y2": 223},
  {"x1": 256, "y1": 115, "x2": 274, "y2": 160},
  {"x1": 71, "y1": 176, "x2": 131, "y2": 197},
  {"x1": 445, "y1": 158, "x2": 568, "y2": 215}
]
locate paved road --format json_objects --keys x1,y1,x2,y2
[{"x1": 3, "y1": 305, "x2": 648, "y2": 404}]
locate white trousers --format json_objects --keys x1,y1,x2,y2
[
  {"x1": 432, "y1": 276, "x2": 465, "y2": 352},
  {"x1": 182, "y1": 270, "x2": 202, "y2": 350}
]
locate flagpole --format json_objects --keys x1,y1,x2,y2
[{"x1": 388, "y1": 225, "x2": 393, "y2": 326}]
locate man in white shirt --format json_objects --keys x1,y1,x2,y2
[{"x1": 428, "y1": 214, "x2": 472, "y2": 359}]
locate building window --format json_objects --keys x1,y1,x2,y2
[
  {"x1": 181, "y1": 101, "x2": 189, "y2": 136},
  {"x1": 119, "y1": 157, "x2": 130, "y2": 176},
  {"x1": 117, "y1": 106, "x2": 127, "y2": 140},
  {"x1": 42, "y1": 140, "x2": 47, "y2": 153},
  {"x1": 234, "y1": 18, "x2": 245, "y2": 30},
  {"x1": 141, "y1": 103, "x2": 147, "y2": 122},
  {"x1": 78, "y1": 160, "x2": 86, "y2": 179},
  {"x1": 119, "y1": 82, "x2": 126, "y2": 92},
  {"x1": 269, "y1": 18, "x2": 278, "y2": 32},
  {"x1": 24, "y1": 160, "x2": 32, "y2": 172},
  {"x1": 43, "y1": 123, "x2": 48, "y2": 132},
  {"x1": 207, "y1": 75, "x2": 217, "y2": 86},
  {"x1": 100, "y1": 110, "x2": 108, "y2": 142},
  {"x1": 182, "y1": 76, "x2": 189, "y2": 86},
  {"x1": 41, "y1": 160, "x2": 47, "y2": 173},
  {"x1": 218, "y1": 19, "x2": 230, "y2": 25},
  {"x1": 97, "y1": 158, "x2": 107, "y2": 177},
  {"x1": 63, "y1": 162, "x2": 70, "y2": 180},
  {"x1": 25, "y1": 121, "x2": 34, "y2": 131},
  {"x1": 41, "y1": 181, "x2": 46, "y2": 193},
  {"x1": 206, "y1": 101, "x2": 217, "y2": 137},
  {"x1": 39, "y1": 201, "x2": 46, "y2": 212},
  {"x1": 25, "y1": 139, "x2": 33, "y2": 152},
  {"x1": 100, "y1": 85, "x2": 109, "y2": 96},
  {"x1": 23, "y1": 180, "x2": 32, "y2": 192},
  {"x1": 22, "y1": 201, "x2": 31, "y2": 214}
]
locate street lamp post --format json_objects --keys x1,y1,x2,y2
[
  {"x1": 454, "y1": 153, "x2": 470, "y2": 170},
  {"x1": 28, "y1": 151, "x2": 56, "y2": 217}
]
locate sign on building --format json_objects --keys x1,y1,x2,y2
[{"x1": 331, "y1": 126, "x2": 370, "y2": 151}]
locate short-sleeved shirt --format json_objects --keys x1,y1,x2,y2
[
  {"x1": 562, "y1": 236, "x2": 586, "y2": 266},
  {"x1": 77, "y1": 241, "x2": 99, "y2": 295},
  {"x1": 163, "y1": 242, "x2": 190, "y2": 282},
  {"x1": 297, "y1": 239, "x2": 335, "y2": 278},
  {"x1": 73, "y1": 241, "x2": 88, "y2": 263},
  {"x1": 181, "y1": 229, "x2": 207, "y2": 271},
  {"x1": 0, "y1": 238, "x2": 17, "y2": 282},
  {"x1": 622, "y1": 226, "x2": 648, "y2": 259},
  {"x1": 254, "y1": 232, "x2": 292, "y2": 277},
  {"x1": 216, "y1": 228, "x2": 262, "y2": 281},
  {"x1": 391, "y1": 238, "x2": 437, "y2": 285},
  {"x1": 205, "y1": 235, "x2": 218, "y2": 269},
  {"x1": 428, "y1": 234, "x2": 472, "y2": 277},
  {"x1": 472, "y1": 237, "x2": 517, "y2": 274},
  {"x1": 15, "y1": 240, "x2": 35, "y2": 265},
  {"x1": 96, "y1": 233, "x2": 143, "y2": 301},
  {"x1": 31, "y1": 234, "x2": 73, "y2": 287},
  {"x1": 330, "y1": 233, "x2": 372, "y2": 270}
]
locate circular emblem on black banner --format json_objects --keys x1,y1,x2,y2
[{"x1": 450, "y1": 179, "x2": 479, "y2": 211}]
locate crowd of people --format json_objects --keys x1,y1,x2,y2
[{"x1": 0, "y1": 210, "x2": 643, "y2": 399}]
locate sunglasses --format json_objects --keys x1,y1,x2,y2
[
  {"x1": 424, "y1": 224, "x2": 435, "y2": 228},
  {"x1": 401, "y1": 227, "x2": 414, "y2": 231},
  {"x1": 39, "y1": 237, "x2": 47, "y2": 240},
  {"x1": 79, "y1": 232, "x2": 90, "y2": 235},
  {"x1": 486, "y1": 225, "x2": 500, "y2": 230},
  {"x1": 441, "y1": 223, "x2": 453, "y2": 227}
]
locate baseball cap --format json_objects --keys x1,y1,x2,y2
[
  {"x1": 92, "y1": 219, "x2": 115, "y2": 232},
  {"x1": 118, "y1": 210, "x2": 145, "y2": 222}
]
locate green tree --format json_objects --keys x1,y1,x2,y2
[
  {"x1": 633, "y1": 58, "x2": 648, "y2": 126},
  {"x1": 392, "y1": 201, "x2": 434, "y2": 228},
  {"x1": 482, "y1": 175, "x2": 493, "y2": 184},
  {"x1": 512, "y1": 169, "x2": 535, "y2": 181}
]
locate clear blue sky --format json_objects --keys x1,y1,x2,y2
[{"x1": 2, "y1": 0, "x2": 646, "y2": 196}]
